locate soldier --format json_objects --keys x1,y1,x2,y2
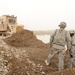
[
  {"x1": 67, "y1": 30, "x2": 75, "y2": 68},
  {"x1": 45, "y1": 22, "x2": 71, "y2": 71}
]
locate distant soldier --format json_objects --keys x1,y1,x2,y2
[
  {"x1": 67, "y1": 30, "x2": 75, "y2": 68},
  {"x1": 45, "y1": 22, "x2": 71, "y2": 71}
]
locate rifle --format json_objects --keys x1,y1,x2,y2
[{"x1": 69, "y1": 49, "x2": 73, "y2": 58}]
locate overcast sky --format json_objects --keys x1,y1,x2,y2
[{"x1": 0, "y1": 0, "x2": 75, "y2": 30}]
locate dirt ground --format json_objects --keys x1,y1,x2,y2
[{"x1": 0, "y1": 29, "x2": 74, "y2": 75}]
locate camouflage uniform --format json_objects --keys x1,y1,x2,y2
[
  {"x1": 45, "y1": 22, "x2": 71, "y2": 71},
  {"x1": 67, "y1": 30, "x2": 75, "y2": 68}
]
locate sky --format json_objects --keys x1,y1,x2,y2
[{"x1": 0, "y1": 0, "x2": 75, "y2": 30}]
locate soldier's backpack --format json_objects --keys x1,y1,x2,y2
[{"x1": 53, "y1": 29, "x2": 67, "y2": 46}]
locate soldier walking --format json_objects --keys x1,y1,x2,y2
[{"x1": 45, "y1": 22, "x2": 71, "y2": 71}]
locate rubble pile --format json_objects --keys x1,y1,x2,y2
[
  {"x1": 0, "y1": 47, "x2": 8, "y2": 75},
  {"x1": 0, "y1": 39, "x2": 46, "y2": 75},
  {"x1": 50, "y1": 68, "x2": 75, "y2": 75},
  {"x1": 4, "y1": 29, "x2": 47, "y2": 48},
  {"x1": 0, "y1": 29, "x2": 75, "y2": 75}
]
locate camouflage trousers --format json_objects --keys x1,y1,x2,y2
[
  {"x1": 47, "y1": 45, "x2": 65, "y2": 71},
  {"x1": 67, "y1": 46, "x2": 75, "y2": 68}
]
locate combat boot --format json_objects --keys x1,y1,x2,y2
[{"x1": 45, "y1": 60, "x2": 49, "y2": 66}]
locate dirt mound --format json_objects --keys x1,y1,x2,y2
[
  {"x1": 2, "y1": 29, "x2": 75, "y2": 75},
  {"x1": 4, "y1": 29, "x2": 48, "y2": 48},
  {"x1": 5, "y1": 47, "x2": 75, "y2": 75},
  {"x1": 50, "y1": 68, "x2": 75, "y2": 75}
]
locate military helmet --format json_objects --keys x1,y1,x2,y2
[{"x1": 59, "y1": 22, "x2": 67, "y2": 28}]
